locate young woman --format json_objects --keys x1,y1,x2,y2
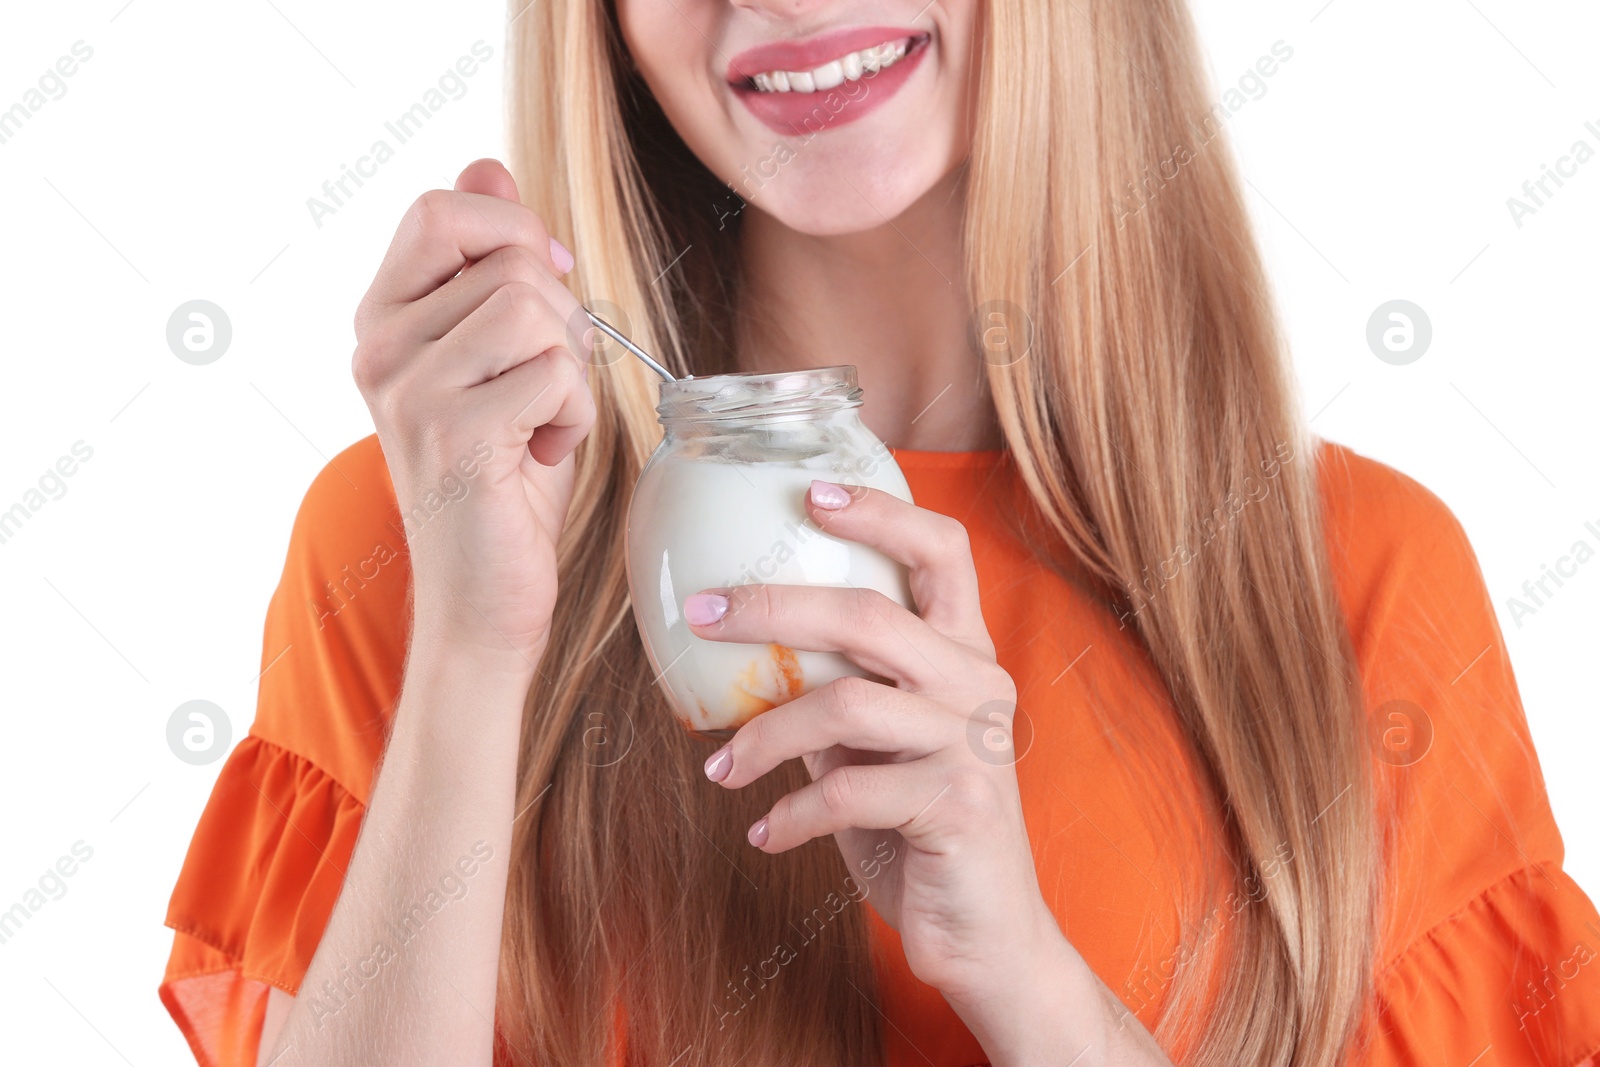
[{"x1": 159, "y1": 1, "x2": 1600, "y2": 1065}]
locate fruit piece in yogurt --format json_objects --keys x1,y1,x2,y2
[{"x1": 727, "y1": 643, "x2": 805, "y2": 725}]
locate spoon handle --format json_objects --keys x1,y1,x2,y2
[{"x1": 585, "y1": 309, "x2": 677, "y2": 382}]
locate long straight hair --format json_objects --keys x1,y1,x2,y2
[{"x1": 499, "y1": 2, "x2": 1378, "y2": 1065}]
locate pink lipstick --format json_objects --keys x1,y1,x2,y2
[{"x1": 727, "y1": 27, "x2": 931, "y2": 137}]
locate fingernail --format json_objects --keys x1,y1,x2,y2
[
  {"x1": 748, "y1": 817, "x2": 769, "y2": 848},
  {"x1": 704, "y1": 745, "x2": 732, "y2": 783},
  {"x1": 810, "y1": 479, "x2": 851, "y2": 511},
  {"x1": 549, "y1": 236, "x2": 575, "y2": 274},
  {"x1": 684, "y1": 593, "x2": 729, "y2": 626}
]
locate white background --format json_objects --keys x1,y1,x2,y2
[{"x1": 0, "y1": 0, "x2": 1595, "y2": 1062}]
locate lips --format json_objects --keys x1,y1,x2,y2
[{"x1": 727, "y1": 28, "x2": 931, "y2": 138}]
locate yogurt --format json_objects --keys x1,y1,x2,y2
[{"x1": 625, "y1": 367, "x2": 913, "y2": 737}]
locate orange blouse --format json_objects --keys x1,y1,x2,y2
[{"x1": 160, "y1": 434, "x2": 1600, "y2": 1066}]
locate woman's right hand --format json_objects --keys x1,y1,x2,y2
[{"x1": 352, "y1": 158, "x2": 596, "y2": 671}]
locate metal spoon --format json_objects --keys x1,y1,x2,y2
[{"x1": 584, "y1": 308, "x2": 677, "y2": 382}]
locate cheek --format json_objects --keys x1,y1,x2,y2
[
  {"x1": 617, "y1": 0, "x2": 678, "y2": 81},
  {"x1": 944, "y1": 6, "x2": 984, "y2": 118},
  {"x1": 615, "y1": 2, "x2": 728, "y2": 157}
]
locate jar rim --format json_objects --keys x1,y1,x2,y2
[{"x1": 656, "y1": 365, "x2": 862, "y2": 424}]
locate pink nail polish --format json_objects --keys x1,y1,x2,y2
[
  {"x1": 684, "y1": 593, "x2": 729, "y2": 626},
  {"x1": 704, "y1": 746, "x2": 732, "y2": 783},
  {"x1": 549, "y1": 236, "x2": 575, "y2": 274},
  {"x1": 810, "y1": 480, "x2": 851, "y2": 510},
  {"x1": 748, "y1": 817, "x2": 769, "y2": 848}
]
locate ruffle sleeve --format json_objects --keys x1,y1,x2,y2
[
  {"x1": 1320, "y1": 445, "x2": 1600, "y2": 1065},
  {"x1": 1365, "y1": 862, "x2": 1600, "y2": 1064},
  {"x1": 160, "y1": 737, "x2": 367, "y2": 1067},
  {"x1": 159, "y1": 436, "x2": 408, "y2": 1066}
]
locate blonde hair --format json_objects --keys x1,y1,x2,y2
[{"x1": 499, "y1": 1, "x2": 1377, "y2": 1064}]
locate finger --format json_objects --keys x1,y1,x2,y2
[
  {"x1": 806, "y1": 481, "x2": 991, "y2": 655},
  {"x1": 455, "y1": 157, "x2": 520, "y2": 201},
  {"x1": 402, "y1": 244, "x2": 592, "y2": 355},
  {"x1": 684, "y1": 583, "x2": 965, "y2": 691},
  {"x1": 453, "y1": 161, "x2": 575, "y2": 279},
  {"x1": 520, "y1": 355, "x2": 596, "y2": 467},
  {"x1": 709, "y1": 677, "x2": 951, "y2": 789},
  {"x1": 753, "y1": 760, "x2": 968, "y2": 854},
  {"x1": 432, "y1": 281, "x2": 579, "y2": 386},
  {"x1": 366, "y1": 187, "x2": 565, "y2": 309},
  {"x1": 463, "y1": 344, "x2": 594, "y2": 466}
]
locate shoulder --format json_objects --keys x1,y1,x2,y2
[
  {"x1": 1314, "y1": 439, "x2": 1474, "y2": 582},
  {"x1": 1311, "y1": 442, "x2": 1580, "y2": 955},
  {"x1": 1312, "y1": 440, "x2": 1489, "y2": 671},
  {"x1": 285, "y1": 434, "x2": 401, "y2": 558},
  {"x1": 251, "y1": 434, "x2": 410, "y2": 803},
  {"x1": 276, "y1": 434, "x2": 408, "y2": 616}
]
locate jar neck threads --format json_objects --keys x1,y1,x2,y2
[{"x1": 656, "y1": 366, "x2": 862, "y2": 429}]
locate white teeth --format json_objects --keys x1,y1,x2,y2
[
  {"x1": 748, "y1": 37, "x2": 913, "y2": 93},
  {"x1": 811, "y1": 59, "x2": 844, "y2": 91}
]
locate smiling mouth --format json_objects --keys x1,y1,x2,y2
[
  {"x1": 727, "y1": 28, "x2": 932, "y2": 137},
  {"x1": 739, "y1": 35, "x2": 921, "y2": 94}
]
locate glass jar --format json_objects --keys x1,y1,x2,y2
[{"x1": 625, "y1": 366, "x2": 913, "y2": 739}]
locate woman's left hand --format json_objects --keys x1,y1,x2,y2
[{"x1": 686, "y1": 480, "x2": 1171, "y2": 1066}]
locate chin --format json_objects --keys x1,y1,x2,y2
[{"x1": 739, "y1": 152, "x2": 949, "y2": 236}]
